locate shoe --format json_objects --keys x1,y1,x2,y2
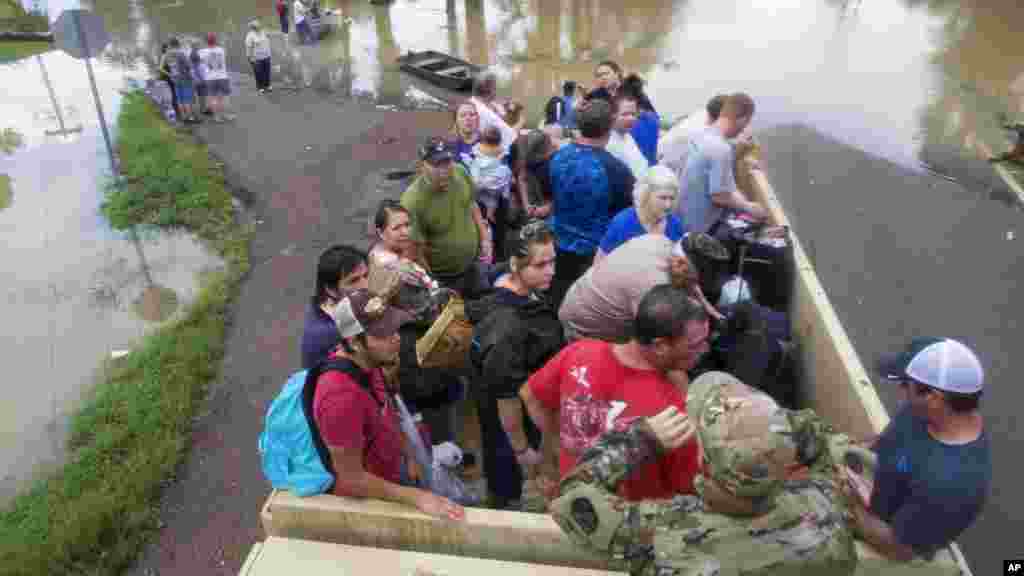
[
  {"x1": 257, "y1": 88, "x2": 265, "y2": 94},
  {"x1": 223, "y1": 113, "x2": 237, "y2": 121},
  {"x1": 266, "y1": 86, "x2": 273, "y2": 93}
]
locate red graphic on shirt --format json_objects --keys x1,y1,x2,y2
[{"x1": 561, "y1": 390, "x2": 640, "y2": 459}]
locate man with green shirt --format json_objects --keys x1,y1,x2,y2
[{"x1": 401, "y1": 137, "x2": 493, "y2": 298}]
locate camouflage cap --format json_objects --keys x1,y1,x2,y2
[{"x1": 686, "y1": 371, "x2": 801, "y2": 500}]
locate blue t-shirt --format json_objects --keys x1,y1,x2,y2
[
  {"x1": 682, "y1": 126, "x2": 736, "y2": 234},
  {"x1": 870, "y1": 407, "x2": 991, "y2": 557},
  {"x1": 631, "y1": 110, "x2": 660, "y2": 166},
  {"x1": 599, "y1": 207, "x2": 684, "y2": 256},
  {"x1": 449, "y1": 137, "x2": 478, "y2": 171},
  {"x1": 300, "y1": 301, "x2": 340, "y2": 370},
  {"x1": 549, "y1": 143, "x2": 635, "y2": 255}
]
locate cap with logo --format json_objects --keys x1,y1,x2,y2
[
  {"x1": 419, "y1": 136, "x2": 454, "y2": 164},
  {"x1": 877, "y1": 337, "x2": 984, "y2": 394}
]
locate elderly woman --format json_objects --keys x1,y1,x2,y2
[
  {"x1": 466, "y1": 220, "x2": 563, "y2": 510},
  {"x1": 448, "y1": 101, "x2": 480, "y2": 169},
  {"x1": 595, "y1": 165, "x2": 684, "y2": 264}
]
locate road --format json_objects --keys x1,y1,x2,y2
[
  {"x1": 127, "y1": 72, "x2": 451, "y2": 575},
  {"x1": 760, "y1": 124, "x2": 1023, "y2": 575}
]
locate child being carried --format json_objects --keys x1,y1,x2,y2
[{"x1": 468, "y1": 126, "x2": 513, "y2": 228}]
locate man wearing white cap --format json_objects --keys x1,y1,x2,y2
[{"x1": 844, "y1": 337, "x2": 991, "y2": 561}]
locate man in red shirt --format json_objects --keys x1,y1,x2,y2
[
  {"x1": 521, "y1": 284, "x2": 707, "y2": 501},
  {"x1": 313, "y1": 288, "x2": 464, "y2": 520}
]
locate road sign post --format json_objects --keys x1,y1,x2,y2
[{"x1": 53, "y1": 9, "x2": 116, "y2": 175}]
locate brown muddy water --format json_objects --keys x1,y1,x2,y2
[
  {"x1": 11, "y1": 0, "x2": 1023, "y2": 569},
  {"x1": 0, "y1": 50, "x2": 224, "y2": 502}
]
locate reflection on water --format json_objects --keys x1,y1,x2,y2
[
  {"x1": 0, "y1": 50, "x2": 223, "y2": 503},
  {"x1": 91, "y1": 0, "x2": 1020, "y2": 189}
]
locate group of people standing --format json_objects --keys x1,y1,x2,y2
[
  {"x1": 286, "y1": 58, "x2": 991, "y2": 575},
  {"x1": 158, "y1": 33, "x2": 234, "y2": 124}
]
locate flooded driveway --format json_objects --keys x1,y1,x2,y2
[
  {"x1": 0, "y1": 50, "x2": 223, "y2": 502},
  {"x1": 31, "y1": 0, "x2": 1023, "y2": 569}
]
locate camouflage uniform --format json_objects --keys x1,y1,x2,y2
[{"x1": 551, "y1": 371, "x2": 867, "y2": 576}]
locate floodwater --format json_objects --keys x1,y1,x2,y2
[
  {"x1": 89, "y1": 0, "x2": 1024, "y2": 185},
  {"x1": 0, "y1": 50, "x2": 224, "y2": 503},
  {"x1": 33, "y1": 0, "x2": 1024, "y2": 569}
]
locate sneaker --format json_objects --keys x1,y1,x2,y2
[
  {"x1": 257, "y1": 88, "x2": 265, "y2": 94},
  {"x1": 266, "y1": 86, "x2": 273, "y2": 93},
  {"x1": 223, "y1": 113, "x2": 237, "y2": 122}
]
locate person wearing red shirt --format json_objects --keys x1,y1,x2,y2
[
  {"x1": 521, "y1": 284, "x2": 708, "y2": 501},
  {"x1": 313, "y1": 288, "x2": 464, "y2": 520}
]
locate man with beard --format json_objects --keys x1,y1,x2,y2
[{"x1": 312, "y1": 289, "x2": 465, "y2": 520}]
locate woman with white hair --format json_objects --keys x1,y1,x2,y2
[{"x1": 594, "y1": 165, "x2": 684, "y2": 265}]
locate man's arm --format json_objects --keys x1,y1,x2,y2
[
  {"x1": 710, "y1": 189, "x2": 768, "y2": 220},
  {"x1": 707, "y1": 145, "x2": 766, "y2": 220},
  {"x1": 550, "y1": 413, "x2": 698, "y2": 571},
  {"x1": 327, "y1": 446, "x2": 464, "y2": 520},
  {"x1": 848, "y1": 503, "x2": 916, "y2": 562}
]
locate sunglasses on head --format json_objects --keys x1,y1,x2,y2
[{"x1": 511, "y1": 219, "x2": 551, "y2": 257}]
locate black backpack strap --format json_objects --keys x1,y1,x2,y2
[{"x1": 301, "y1": 357, "x2": 380, "y2": 479}]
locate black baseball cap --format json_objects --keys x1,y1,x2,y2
[{"x1": 419, "y1": 137, "x2": 454, "y2": 164}]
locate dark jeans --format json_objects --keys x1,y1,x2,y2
[
  {"x1": 162, "y1": 76, "x2": 178, "y2": 116},
  {"x1": 549, "y1": 249, "x2": 594, "y2": 311},
  {"x1": 279, "y1": 12, "x2": 289, "y2": 33},
  {"x1": 296, "y1": 19, "x2": 313, "y2": 44},
  {"x1": 474, "y1": 389, "x2": 540, "y2": 507},
  {"x1": 251, "y1": 57, "x2": 272, "y2": 90}
]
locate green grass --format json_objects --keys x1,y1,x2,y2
[
  {"x1": 0, "y1": 91, "x2": 250, "y2": 575},
  {"x1": 0, "y1": 40, "x2": 50, "y2": 63},
  {"x1": 0, "y1": 173, "x2": 11, "y2": 210}
]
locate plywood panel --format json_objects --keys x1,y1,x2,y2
[
  {"x1": 261, "y1": 490, "x2": 610, "y2": 570},
  {"x1": 239, "y1": 537, "x2": 624, "y2": 576}
]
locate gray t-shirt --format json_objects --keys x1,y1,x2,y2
[
  {"x1": 558, "y1": 234, "x2": 673, "y2": 342},
  {"x1": 681, "y1": 126, "x2": 736, "y2": 234}
]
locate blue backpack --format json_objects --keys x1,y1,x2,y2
[{"x1": 258, "y1": 358, "x2": 376, "y2": 496}]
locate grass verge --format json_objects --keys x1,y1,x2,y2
[
  {"x1": 0, "y1": 91, "x2": 250, "y2": 575},
  {"x1": 0, "y1": 40, "x2": 51, "y2": 63}
]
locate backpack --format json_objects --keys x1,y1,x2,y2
[{"x1": 258, "y1": 358, "x2": 378, "y2": 496}]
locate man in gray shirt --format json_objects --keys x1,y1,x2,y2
[{"x1": 681, "y1": 93, "x2": 767, "y2": 234}]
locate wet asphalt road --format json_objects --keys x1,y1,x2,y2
[{"x1": 759, "y1": 124, "x2": 1023, "y2": 575}]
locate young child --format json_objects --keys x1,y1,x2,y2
[{"x1": 469, "y1": 126, "x2": 513, "y2": 229}]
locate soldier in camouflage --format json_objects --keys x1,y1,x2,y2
[{"x1": 551, "y1": 371, "x2": 876, "y2": 575}]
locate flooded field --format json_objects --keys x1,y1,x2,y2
[{"x1": 0, "y1": 50, "x2": 223, "y2": 502}]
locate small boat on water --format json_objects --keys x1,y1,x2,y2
[{"x1": 397, "y1": 50, "x2": 481, "y2": 92}]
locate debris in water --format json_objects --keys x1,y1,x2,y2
[{"x1": 304, "y1": 145, "x2": 313, "y2": 151}]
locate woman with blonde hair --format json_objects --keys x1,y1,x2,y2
[
  {"x1": 594, "y1": 164, "x2": 685, "y2": 264},
  {"x1": 448, "y1": 101, "x2": 480, "y2": 168}
]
